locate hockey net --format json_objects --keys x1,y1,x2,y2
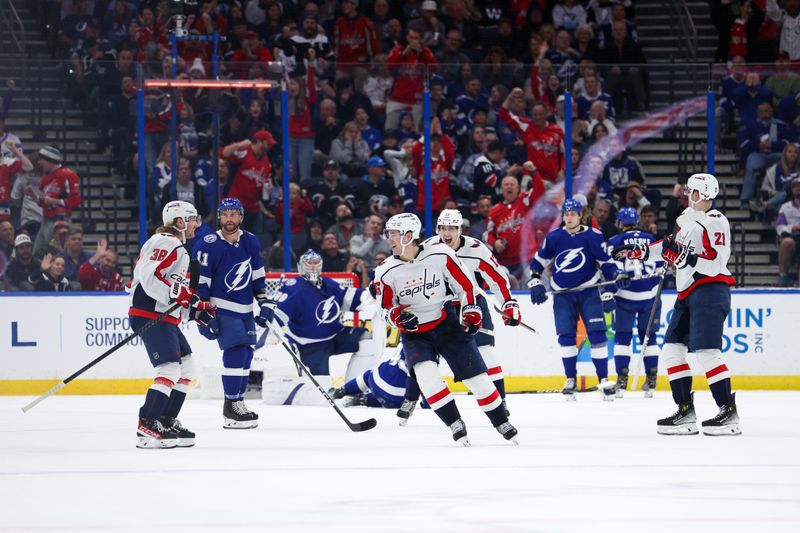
[{"x1": 264, "y1": 272, "x2": 360, "y2": 324}]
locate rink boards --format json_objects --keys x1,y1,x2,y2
[{"x1": 0, "y1": 289, "x2": 799, "y2": 394}]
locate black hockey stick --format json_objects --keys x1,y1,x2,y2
[
  {"x1": 22, "y1": 260, "x2": 200, "y2": 413},
  {"x1": 491, "y1": 302, "x2": 538, "y2": 334},
  {"x1": 265, "y1": 320, "x2": 377, "y2": 432},
  {"x1": 630, "y1": 268, "x2": 668, "y2": 391},
  {"x1": 551, "y1": 271, "x2": 663, "y2": 294}
]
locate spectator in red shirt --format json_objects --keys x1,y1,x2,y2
[
  {"x1": 0, "y1": 141, "x2": 33, "y2": 221},
  {"x1": 485, "y1": 174, "x2": 544, "y2": 281},
  {"x1": 385, "y1": 27, "x2": 437, "y2": 130},
  {"x1": 333, "y1": 0, "x2": 378, "y2": 77},
  {"x1": 410, "y1": 117, "x2": 456, "y2": 213},
  {"x1": 288, "y1": 66, "x2": 317, "y2": 183},
  {"x1": 274, "y1": 182, "x2": 314, "y2": 255},
  {"x1": 499, "y1": 88, "x2": 566, "y2": 184},
  {"x1": 33, "y1": 146, "x2": 81, "y2": 256},
  {"x1": 221, "y1": 130, "x2": 276, "y2": 235},
  {"x1": 230, "y1": 30, "x2": 274, "y2": 79},
  {"x1": 78, "y1": 238, "x2": 125, "y2": 292}
]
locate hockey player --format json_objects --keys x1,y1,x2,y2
[
  {"x1": 373, "y1": 212, "x2": 518, "y2": 445},
  {"x1": 529, "y1": 198, "x2": 629, "y2": 401},
  {"x1": 193, "y1": 198, "x2": 266, "y2": 429},
  {"x1": 331, "y1": 351, "x2": 409, "y2": 409},
  {"x1": 129, "y1": 200, "x2": 216, "y2": 449},
  {"x1": 605, "y1": 207, "x2": 663, "y2": 398},
  {"x1": 616, "y1": 173, "x2": 740, "y2": 436}
]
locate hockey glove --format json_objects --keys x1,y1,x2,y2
[
  {"x1": 613, "y1": 270, "x2": 630, "y2": 290},
  {"x1": 198, "y1": 316, "x2": 220, "y2": 340},
  {"x1": 169, "y1": 281, "x2": 196, "y2": 308},
  {"x1": 461, "y1": 303, "x2": 483, "y2": 335},
  {"x1": 388, "y1": 305, "x2": 419, "y2": 333},
  {"x1": 661, "y1": 236, "x2": 696, "y2": 268},
  {"x1": 614, "y1": 243, "x2": 649, "y2": 261},
  {"x1": 600, "y1": 291, "x2": 616, "y2": 313},
  {"x1": 528, "y1": 278, "x2": 548, "y2": 305},
  {"x1": 501, "y1": 299, "x2": 521, "y2": 327},
  {"x1": 190, "y1": 300, "x2": 216, "y2": 327},
  {"x1": 255, "y1": 302, "x2": 276, "y2": 329}
]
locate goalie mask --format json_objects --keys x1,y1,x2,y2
[{"x1": 298, "y1": 249, "x2": 323, "y2": 285}]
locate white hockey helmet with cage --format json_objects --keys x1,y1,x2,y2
[
  {"x1": 685, "y1": 173, "x2": 719, "y2": 203},
  {"x1": 437, "y1": 209, "x2": 463, "y2": 228},
  {"x1": 298, "y1": 249, "x2": 323, "y2": 285}
]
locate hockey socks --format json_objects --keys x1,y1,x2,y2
[
  {"x1": 162, "y1": 378, "x2": 190, "y2": 419},
  {"x1": 222, "y1": 346, "x2": 251, "y2": 401},
  {"x1": 560, "y1": 346, "x2": 578, "y2": 378},
  {"x1": 643, "y1": 355, "x2": 658, "y2": 374},
  {"x1": 463, "y1": 374, "x2": 508, "y2": 427},
  {"x1": 139, "y1": 378, "x2": 172, "y2": 419},
  {"x1": 614, "y1": 355, "x2": 631, "y2": 375},
  {"x1": 414, "y1": 361, "x2": 461, "y2": 426},
  {"x1": 590, "y1": 345, "x2": 609, "y2": 380}
]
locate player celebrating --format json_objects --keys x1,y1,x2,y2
[
  {"x1": 529, "y1": 198, "x2": 629, "y2": 401},
  {"x1": 192, "y1": 198, "x2": 268, "y2": 429},
  {"x1": 616, "y1": 173, "x2": 740, "y2": 436},
  {"x1": 605, "y1": 207, "x2": 663, "y2": 398},
  {"x1": 129, "y1": 201, "x2": 216, "y2": 449},
  {"x1": 373, "y1": 213, "x2": 518, "y2": 445}
]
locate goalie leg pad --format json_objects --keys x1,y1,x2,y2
[{"x1": 344, "y1": 338, "x2": 379, "y2": 382}]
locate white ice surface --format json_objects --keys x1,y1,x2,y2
[{"x1": 2, "y1": 392, "x2": 799, "y2": 533}]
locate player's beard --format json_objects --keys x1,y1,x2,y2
[{"x1": 221, "y1": 221, "x2": 240, "y2": 234}]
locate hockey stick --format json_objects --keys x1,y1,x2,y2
[
  {"x1": 264, "y1": 320, "x2": 377, "y2": 432},
  {"x1": 490, "y1": 302, "x2": 538, "y2": 334},
  {"x1": 629, "y1": 269, "x2": 668, "y2": 393},
  {"x1": 23, "y1": 260, "x2": 201, "y2": 413},
  {"x1": 551, "y1": 271, "x2": 663, "y2": 294}
]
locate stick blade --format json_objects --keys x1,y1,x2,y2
[{"x1": 349, "y1": 418, "x2": 378, "y2": 432}]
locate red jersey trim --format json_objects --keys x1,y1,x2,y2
[
  {"x1": 128, "y1": 307, "x2": 180, "y2": 325},
  {"x1": 414, "y1": 310, "x2": 447, "y2": 333},
  {"x1": 445, "y1": 256, "x2": 475, "y2": 305},
  {"x1": 478, "y1": 259, "x2": 512, "y2": 301},
  {"x1": 677, "y1": 275, "x2": 735, "y2": 300}
]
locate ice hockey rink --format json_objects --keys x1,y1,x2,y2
[{"x1": 2, "y1": 391, "x2": 799, "y2": 533}]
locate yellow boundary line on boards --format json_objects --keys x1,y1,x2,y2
[{"x1": 1, "y1": 376, "x2": 799, "y2": 396}]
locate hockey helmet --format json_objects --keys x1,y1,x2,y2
[
  {"x1": 616, "y1": 206, "x2": 640, "y2": 226},
  {"x1": 385, "y1": 213, "x2": 422, "y2": 241},
  {"x1": 298, "y1": 249, "x2": 323, "y2": 285},
  {"x1": 437, "y1": 209, "x2": 463, "y2": 228},
  {"x1": 162, "y1": 200, "x2": 199, "y2": 227},
  {"x1": 685, "y1": 173, "x2": 719, "y2": 202},
  {"x1": 561, "y1": 198, "x2": 584, "y2": 215},
  {"x1": 218, "y1": 197, "x2": 244, "y2": 216}
]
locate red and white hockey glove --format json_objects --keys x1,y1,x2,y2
[
  {"x1": 614, "y1": 243, "x2": 649, "y2": 261},
  {"x1": 461, "y1": 304, "x2": 482, "y2": 335},
  {"x1": 501, "y1": 299, "x2": 521, "y2": 327},
  {"x1": 170, "y1": 281, "x2": 196, "y2": 308},
  {"x1": 388, "y1": 305, "x2": 419, "y2": 333},
  {"x1": 190, "y1": 300, "x2": 217, "y2": 327},
  {"x1": 661, "y1": 237, "x2": 696, "y2": 268}
]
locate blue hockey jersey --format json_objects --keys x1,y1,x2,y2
[
  {"x1": 606, "y1": 230, "x2": 662, "y2": 301},
  {"x1": 273, "y1": 276, "x2": 365, "y2": 345},
  {"x1": 193, "y1": 230, "x2": 266, "y2": 317},
  {"x1": 531, "y1": 225, "x2": 620, "y2": 291}
]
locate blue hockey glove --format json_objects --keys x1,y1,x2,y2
[
  {"x1": 198, "y1": 316, "x2": 220, "y2": 340},
  {"x1": 255, "y1": 302, "x2": 276, "y2": 329},
  {"x1": 614, "y1": 270, "x2": 630, "y2": 290},
  {"x1": 600, "y1": 291, "x2": 616, "y2": 313},
  {"x1": 528, "y1": 278, "x2": 548, "y2": 305}
]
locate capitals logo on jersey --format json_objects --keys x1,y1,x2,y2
[
  {"x1": 315, "y1": 297, "x2": 342, "y2": 325},
  {"x1": 554, "y1": 248, "x2": 587, "y2": 274},
  {"x1": 397, "y1": 269, "x2": 442, "y2": 300},
  {"x1": 224, "y1": 259, "x2": 253, "y2": 292}
]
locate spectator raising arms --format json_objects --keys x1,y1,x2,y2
[
  {"x1": 220, "y1": 130, "x2": 276, "y2": 234},
  {"x1": 29, "y1": 253, "x2": 70, "y2": 292},
  {"x1": 78, "y1": 239, "x2": 126, "y2": 291},
  {"x1": 385, "y1": 27, "x2": 437, "y2": 130},
  {"x1": 0, "y1": 141, "x2": 33, "y2": 221},
  {"x1": 32, "y1": 146, "x2": 81, "y2": 256},
  {"x1": 410, "y1": 117, "x2": 456, "y2": 213}
]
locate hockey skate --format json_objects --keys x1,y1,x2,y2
[
  {"x1": 449, "y1": 418, "x2": 470, "y2": 446},
  {"x1": 642, "y1": 368, "x2": 658, "y2": 398},
  {"x1": 136, "y1": 417, "x2": 178, "y2": 449},
  {"x1": 599, "y1": 378, "x2": 615, "y2": 401},
  {"x1": 329, "y1": 386, "x2": 347, "y2": 400},
  {"x1": 614, "y1": 369, "x2": 629, "y2": 398},
  {"x1": 160, "y1": 416, "x2": 195, "y2": 447},
  {"x1": 342, "y1": 395, "x2": 367, "y2": 407},
  {"x1": 396, "y1": 399, "x2": 417, "y2": 426},
  {"x1": 702, "y1": 393, "x2": 742, "y2": 436},
  {"x1": 223, "y1": 399, "x2": 259, "y2": 429},
  {"x1": 495, "y1": 422, "x2": 519, "y2": 445},
  {"x1": 657, "y1": 393, "x2": 699, "y2": 435},
  {"x1": 562, "y1": 377, "x2": 577, "y2": 401}
]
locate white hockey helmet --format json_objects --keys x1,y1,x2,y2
[
  {"x1": 385, "y1": 213, "x2": 422, "y2": 240},
  {"x1": 162, "y1": 200, "x2": 199, "y2": 227},
  {"x1": 685, "y1": 173, "x2": 719, "y2": 203},
  {"x1": 437, "y1": 208, "x2": 463, "y2": 228},
  {"x1": 297, "y1": 249, "x2": 323, "y2": 286}
]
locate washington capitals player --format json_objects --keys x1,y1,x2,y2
[
  {"x1": 193, "y1": 198, "x2": 265, "y2": 429},
  {"x1": 130, "y1": 201, "x2": 216, "y2": 448},
  {"x1": 373, "y1": 213, "x2": 518, "y2": 445},
  {"x1": 529, "y1": 198, "x2": 629, "y2": 401},
  {"x1": 616, "y1": 174, "x2": 740, "y2": 436},
  {"x1": 605, "y1": 207, "x2": 663, "y2": 398}
]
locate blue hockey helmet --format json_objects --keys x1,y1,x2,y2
[
  {"x1": 616, "y1": 206, "x2": 639, "y2": 226},
  {"x1": 561, "y1": 198, "x2": 584, "y2": 215},
  {"x1": 218, "y1": 197, "x2": 244, "y2": 216}
]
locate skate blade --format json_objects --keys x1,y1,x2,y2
[
  {"x1": 644, "y1": 390, "x2": 654, "y2": 398},
  {"x1": 223, "y1": 419, "x2": 258, "y2": 429},
  {"x1": 564, "y1": 394, "x2": 577, "y2": 402},
  {"x1": 457, "y1": 436, "x2": 471, "y2": 447},
  {"x1": 657, "y1": 423, "x2": 699, "y2": 435},
  {"x1": 615, "y1": 390, "x2": 624, "y2": 398},
  {"x1": 702, "y1": 424, "x2": 742, "y2": 436},
  {"x1": 602, "y1": 393, "x2": 615, "y2": 402},
  {"x1": 136, "y1": 436, "x2": 178, "y2": 449},
  {"x1": 177, "y1": 438, "x2": 195, "y2": 447},
  {"x1": 398, "y1": 418, "x2": 409, "y2": 427},
  {"x1": 508, "y1": 436, "x2": 519, "y2": 445}
]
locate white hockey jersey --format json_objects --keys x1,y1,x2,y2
[
  {"x1": 422, "y1": 235, "x2": 513, "y2": 306},
  {"x1": 128, "y1": 232, "x2": 191, "y2": 324},
  {"x1": 649, "y1": 208, "x2": 735, "y2": 299},
  {"x1": 373, "y1": 242, "x2": 477, "y2": 332}
]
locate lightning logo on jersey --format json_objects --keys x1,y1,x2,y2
[
  {"x1": 554, "y1": 248, "x2": 587, "y2": 274},
  {"x1": 315, "y1": 297, "x2": 341, "y2": 325},
  {"x1": 224, "y1": 259, "x2": 253, "y2": 293}
]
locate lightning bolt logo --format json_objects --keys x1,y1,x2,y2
[
  {"x1": 224, "y1": 260, "x2": 253, "y2": 292},
  {"x1": 555, "y1": 248, "x2": 587, "y2": 274},
  {"x1": 315, "y1": 297, "x2": 341, "y2": 325}
]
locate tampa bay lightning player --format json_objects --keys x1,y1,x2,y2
[
  {"x1": 529, "y1": 198, "x2": 629, "y2": 401},
  {"x1": 194, "y1": 198, "x2": 266, "y2": 429},
  {"x1": 605, "y1": 207, "x2": 663, "y2": 398},
  {"x1": 330, "y1": 351, "x2": 409, "y2": 408}
]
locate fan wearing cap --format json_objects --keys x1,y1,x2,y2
[
  {"x1": 4, "y1": 234, "x2": 37, "y2": 291},
  {"x1": 353, "y1": 156, "x2": 397, "y2": 217},
  {"x1": 0, "y1": 141, "x2": 33, "y2": 222},
  {"x1": 32, "y1": 146, "x2": 81, "y2": 256},
  {"x1": 220, "y1": 129, "x2": 276, "y2": 233}
]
